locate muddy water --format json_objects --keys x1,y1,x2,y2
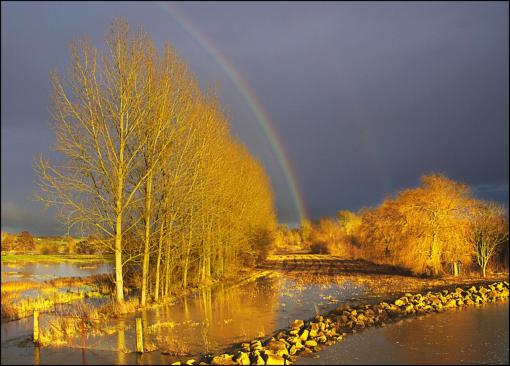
[
  {"x1": 1, "y1": 272, "x2": 508, "y2": 365},
  {"x1": 1, "y1": 262, "x2": 113, "y2": 282},
  {"x1": 297, "y1": 302, "x2": 509, "y2": 365}
]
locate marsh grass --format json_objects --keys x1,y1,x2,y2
[
  {"x1": 95, "y1": 297, "x2": 140, "y2": 318},
  {"x1": 1, "y1": 275, "x2": 112, "y2": 320},
  {"x1": 157, "y1": 336, "x2": 192, "y2": 356},
  {"x1": 146, "y1": 320, "x2": 178, "y2": 334}
]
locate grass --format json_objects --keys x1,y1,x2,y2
[
  {"x1": 37, "y1": 298, "x2": 143, "y2": 347},
  {"x1": 1, "y1": 254, "x2": 113, "y2": 263},
  {"x1": 1, "y1": 275, "x2": 113, "y2": 320}
]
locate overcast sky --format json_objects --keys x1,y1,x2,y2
[{"x1": 2, "y1": 1, "x2": 508, "y2": 235}]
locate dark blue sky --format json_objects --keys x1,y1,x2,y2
[{"x1": 2, "y1": 1, "x2": 508, "y2": 234}]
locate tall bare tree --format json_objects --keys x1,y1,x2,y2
[{"x1": 36, "y1": 20, "x2": 160, "y2": 304}]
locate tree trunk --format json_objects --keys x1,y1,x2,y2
[
  {"x1": 453, "y1": 261, "x2": 459, "y2": 277},
  {"x1": 154, "y1": 221, "x2": 165, "y2": 302},
  {"x1": 141, "y1": 178, "x2": 153, "y2": 307},
  {"x1": 114, "y1": 210, "x2": 124, "y2": 304}
]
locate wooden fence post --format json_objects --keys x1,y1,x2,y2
[
  {"x1": 33, "y1": 310, "x2": 39, "y2": 344},
  {"x1": 135, "y1": 317, "x2": 143, "y2": 353}
]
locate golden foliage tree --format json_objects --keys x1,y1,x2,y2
[
  {"x1": 358, "y1": 174, "x2": 474, "y2": 276},
  {"x1": 36, "y1": 19, "x2": 276, "y2": 305}
]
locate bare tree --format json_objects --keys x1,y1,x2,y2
[
  {"x1": 36, "y1": 20, "x2": 157, "y2": 304},
  {"x1": 468, "y1": 201, "x2": 509, "y2": 278}
]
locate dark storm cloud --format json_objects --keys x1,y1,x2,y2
[{"x1": 1, "y1": 2, "x2": 508, "y2": 234}]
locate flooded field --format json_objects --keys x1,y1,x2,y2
[
  {"x1": 1, "y1": 273, "x2": 369, "y2": 364},
  {"x1": 1, "y1": 261, "x2": 113, "y2": 283},
  {"x1": 2, "y1": 266, "x2": 509, "y2": 365}
]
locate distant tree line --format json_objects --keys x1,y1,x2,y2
[
  {"x1": 35, "y1": 19, "x2": 276, "y2": 307},
  {"x1": 1, "y1": 231, "x2": 35, "y2": 252},
  {"x1": 275, "y1": 174, "x2": 508, "y2": 278}
]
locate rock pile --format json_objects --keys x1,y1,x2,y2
[{"x1": 173, "y1": 281, "x2": 508, "y2": 365}]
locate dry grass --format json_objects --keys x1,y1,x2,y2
[
  {"x1": 1, "y1": 281, "x2": 43, "y2": 293},
  {"x1": 95, "y1": 298, "x2": 140, "y2": 318},
  {"x1": 157, "y1": 336, "x2": 192, "y2": 356},
  {"x1": 38, "y1": 301, "x2": 111, "y2": 346},
  {"x1": 1, "y1": 290, "x2": 86, "y2": 320},
  {"x1": 1, "y1": 275, "x2": 111, "y2": 320}
]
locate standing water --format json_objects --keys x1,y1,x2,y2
[
  {"x1": 1, "y1": 269, "x2": 508, "y2": 365},
  {"x1": 296, "y1": 302, "x2": 509, "y2": 365},
  {"x1": 1, "y1": 262, "x2": 113, "y2": 282}
]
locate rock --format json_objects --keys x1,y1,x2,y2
[
  {"x1": 287, "y1": 336, "x2": 299, "y2": 345},
  {"x1": 305, "y1": 340, "x2": 318, "y2": 348},
  {"x1": 319, "y1": 322, "x2": 326, "y2": 332},
  {"x1": 317, "y1": 335, "x2": 327, "y2": 343},
  {"x1": 275, "y1": 331, "x2": 286, "y2": 340},
  {"x1": 251, "y1": 340, "x2": 263, "y2": 351},
  {"x1": 290, "y1": 320, "x2": 304, "y2": 329},
  {"x1": 289, "y1": 345, "x2": 297, "y2": 355},
  {"x1": 186, "y1": 360, "x2": 196, "y2": 365},
  {"x1": 266, "y1": 341, "x2": 288, "y2": 357},
  {"x1": 211, "y1": 354, "x2": 236, "y2": 365},
  {"x1": 445, "y1": 299, "x2": 457, "y2": 308},
  {"x1": 365, "y1": 309, "x2": 375, "y2": 317},
  {"x1": 234, "y1": 352, "x2": 250, "y2": 365},
  {"x1": 241, "y1": 343, "x2": 250, "y2": 352},
  {"x1": 262, "y1": 352, "x2": 285, "y2": 365},
  {"x1": 280, "y1": 338, "x2": 291, "y2": 349},
  {"x1": 309, "y1": 323, "x2": 319, "y2": 338},
  {"x1": 299, "y1": 329, "x2": 309, "y2": 342},
  {"x1": 250, "y1": 353, "x2": 265, "y2": 366},
  {"x1": 355, "y1": 320, "x2": 365, "y2": 329},
  {"x1": 394, "y1": 299, "x2": 405, "y2": 307},
  {"x1": 171, "y1": 363, "x2": 181, "y2": 365}
]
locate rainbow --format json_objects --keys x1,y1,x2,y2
[{"x1": 158, "y1": 3, "x2": 307, "y2": 223}]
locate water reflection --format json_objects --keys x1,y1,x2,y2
[
  {"x1": 34, "y1": 345, "x2": 40, "y2": 365},
  {"x1": 140, "y1": 275, "x2": 281, "y2": 355}
]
